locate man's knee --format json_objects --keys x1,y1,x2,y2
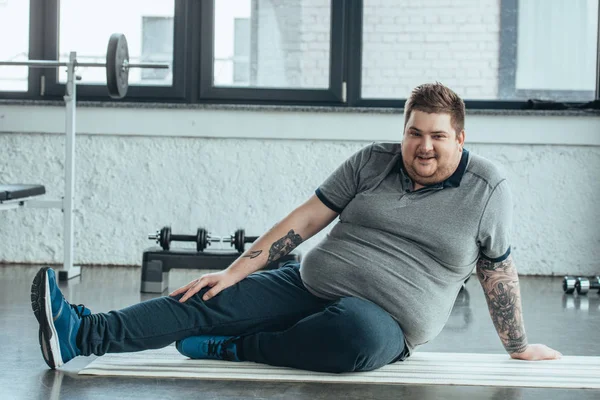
[{"x1": 325, "y1": 299, "x2": 404, "y2": 372}]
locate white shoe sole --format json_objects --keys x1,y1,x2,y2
[
  {"x1": 43, "y1": 271, "x2": 64, "y2": 367},
  {"x1": 31, "y1": 267, "x2": 64, "y2": 369}
]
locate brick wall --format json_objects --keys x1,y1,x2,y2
[
  {"x1": 252, "y1": 0, "x2": 501, "y2": 98},
  {"x1": 362, "y1": 0, "x2": 501, "y2": 99},
  {"x1": 253, "y1": 0, "x2": 330, "y2": 88}
]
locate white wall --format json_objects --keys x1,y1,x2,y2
[{"x1": 0, "y1": 104, "x2": 599, "y2": 276}]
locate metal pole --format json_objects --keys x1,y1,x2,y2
[
  {"x1": 122, "y1": 63, "x2": 170, "y2": 69},
  {"x1": 596, "y1": 0, "x2": 600, "y2": 99},
  {"x1": 0, "y1": 60, "x2": 66, "y2": 67},
  {"x1": 59, "y1": 51, "x2": 81, "y2": 281},
  {"x1": 0, "y1": 60, "x2": 169, "y2": 69},
  {"x1": 76, "y1": 62, "x2": 169, "y2": 69}
]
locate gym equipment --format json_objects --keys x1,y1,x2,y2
[
  {"x1": 0, "y1": 184, "x2": 46, "y2": 204},
  {"x1": 80, "y1": 347, "x2": 600, "y2": 389},
  {"x1": 0, "y1": 33, "x2": 169, "y2": 99},
  {"x1": 563, "y1": 275, "x2": 600, "y2": 295},
  {"x1": 140, "y1": 246, "x2": 301, "y2": 293},
  {"x1": 229, "y1": 229, "x2": 260, "y2": 253},
  {"x1": 148, "y1": 226, "x2": 207, "y2": 252},
  {"x1": 575, "y1": 276, "x2": 600, "y2": 295},
  {"x1": 0, "y1": 34, "x2": 169, "y2": 280},
  {"x1": 563, "y1": 276, "x2": 577, "y2": 294},
  {"x1": 149, "y1": 227, "x2": 260, "y2": 253}
]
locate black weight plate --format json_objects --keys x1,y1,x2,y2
[
  {"x1": 235, "y1": 229, "x2": 244, "y2": 253},
  {"x1": 106, "y1": 33, "x2": 129, "y2": 99},
  {"x1": 197, "y1": 228, "x2": 206, "y2": 252},
  {"x1": 161, "y1": 226, "x2": 171, "y2": 250}
]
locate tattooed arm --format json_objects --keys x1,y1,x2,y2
[
  {"x1": 476, "y1": 254, "x2": 562, "y2": 360},
  {"x1": 172, "y1": 195, "x2": 338, "y2": 302},
  {"x1": 233, "y1": 194, "x2": 339, "y2": 273},
  {"x1": 476, "y1": 255, "x2": 528, "y2": 354}
]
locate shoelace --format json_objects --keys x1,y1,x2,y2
[
  {"x1": 206, "y1": 339, "x2": 224, "y2": 358},
  {"x1": 69, "y1": 303, "x2": 89, "y2": 318}
]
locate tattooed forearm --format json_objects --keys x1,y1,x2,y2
[
  {"x1": 476, "y1": 255, "x2": 528, "y2": 354},
  {"x1": 242, "y1": 250, "x2": 262, "y2": 259},
  {"x1": 267, "y1": 230, "x2": 303, "y2": 263}
]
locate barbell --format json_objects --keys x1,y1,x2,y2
[{"x1": 0, "y1": 33, "x2": 169, "y2": 99}]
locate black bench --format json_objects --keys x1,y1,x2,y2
[{"x1": 0, "y1": 184, "x2": 46, "y2": 202}]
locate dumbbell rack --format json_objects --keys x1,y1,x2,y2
[{"x1": 140, "y1": 247, "x2": 301, "y2": 293}]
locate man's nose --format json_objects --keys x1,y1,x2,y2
[{"x1": 419, "y1": 136, "x2": 434, "y2": 152}]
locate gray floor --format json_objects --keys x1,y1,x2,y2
[{"x1": 1, "y1": 265, "x2": 599, "y2": 400}]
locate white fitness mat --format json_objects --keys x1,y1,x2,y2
[{"x1": 79, "y1": 346, "x2": 600, "y2": 389}]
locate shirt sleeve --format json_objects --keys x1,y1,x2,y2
[
  {"x1": 315, "y1": 143, "x2": 374, "y2": 213},
  {"x1": 477, "y1": 179, "x2": 513, "y2": 262}
]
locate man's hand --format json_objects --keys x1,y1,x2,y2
[
  {"x1": 169, "y1": 269, "x2": 245, "y2": 303},
  {"x1": 510, "y1": 344, "x2": 562, "y2": 361}
]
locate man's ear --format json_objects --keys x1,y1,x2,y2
[{"x1": 457, "y1": 129, "x2": 466, "y2": 150}]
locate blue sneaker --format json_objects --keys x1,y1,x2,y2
[
  {"x1": 176, "y1": 336, "x2": 241, "y2": 362},
  {"x1": 30, "y1": 267, "x2": 90, "y2": 369}
]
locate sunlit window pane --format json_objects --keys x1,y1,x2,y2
[
  {"x1": 59, "y1": 0, "x2": 174, "y2": 86},
  {"x1": 0, "y1": 0, "x2": 30, "y2": 91},
  {"x1": 361, "y1": 0, "x2": 598, "y2": 101},
  {"x1": 213, "y1": 0, "x2": 331, "y2": 89}
]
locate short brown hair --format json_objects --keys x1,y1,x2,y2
[{"x1": 403, "y1": 82, "x2": 465, "y2": 136}]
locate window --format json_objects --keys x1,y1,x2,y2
[
  {"x1": 502, "y1": 0, "x2": 599, "y2": 102},
  {"x1": 361, "y1": 0, "x2": 503, "y2": 100},
  {"x1": 1, "y1": 0, "x2": 598, "y2": 107},
  {"x1": 199, "y1": 0, "x2": 344, "y2": 103},
  {"x1": 58, "y1": 0, "x2": 175, "y2": 87},
  {"x1": 213, "y1": 0, "x2": 331, "y2": 89},
  {"x1": 359, "y1": 0, "x2": 599, "y2": 103},
  {"x1": 0, "y1": 0, "x2": 30, "y2": 91}
]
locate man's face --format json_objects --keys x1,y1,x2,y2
[{"x1": 401, "y1": 110, "x2": 465, "y2": 188}]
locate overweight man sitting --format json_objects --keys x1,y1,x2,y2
[{"x1": 31, "y1": 83, "x2": 560, "y2": 373}]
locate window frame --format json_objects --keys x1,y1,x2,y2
[
  {"x1": 593, "y1": 0, "x2": 600, "y2": 99},
  {"x1": 0, "y1": 0, "x2": 598, "y2": 108},
  {"x1": 41, "y1": 0, "x2": 188, "y2": 102},
  {"x1": 345, "y1": 0, "x2": 600, "y2": 110},
  {"x1": 196, "y1": 0, "x2": 346, "y2": 105},
  {"x1": 498, "y1": 0, "x2": 597, "y2": 103},
  {"x1": 0, "y1": 0, "x2": 44, "y2": 100}
]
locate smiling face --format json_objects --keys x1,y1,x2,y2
[{"x1": 401, "y1": 110, "x2": 465, "y2": 189}]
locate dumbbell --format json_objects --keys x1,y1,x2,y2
[
  {"x1": 562, "y1": 275, "x2": 600, "y2": 295},
  {"x1": 575, "y1": 276, "x2": 600, "y2": 295},
  {"x1": 563, "y1": 276, "x2": 577, "y2": 294},
  {"x1": 203, "y1": 229, "x2": 259, "y2": 253},
  {"x1": 148, "y1": 226, "x2": 215, "y2": 252},
  {"x1": 219, "y1": 229, "x2": 260, "y2": 253},
  {"x1": 149, "y1": 227, "x2": 259, "y2": 253}
]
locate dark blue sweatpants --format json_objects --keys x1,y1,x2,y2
[{"x1": 76, "y1": 263, "x2": 408, "y2": 373}]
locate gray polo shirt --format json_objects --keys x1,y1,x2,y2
[{"x1": 299, "y1": 142, "x2": 512, "y2": 355}]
